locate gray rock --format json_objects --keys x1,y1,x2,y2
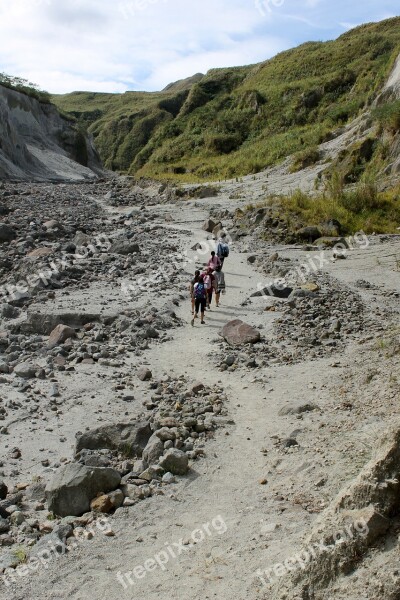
[
  {"x1": 0, "y1": 551, "x2": 22, "y2": 571},
  {"x1": 30, "y1": 525, "x2": 73, "y2": 559},
  {"x1": 25, "y1": 482, "x2": 46, "y2": 501},
  {"x1": 221, "y1": 320, "x2": 261, "y2": 347},
  {"x1": 0, "y1": 480, "x2": 7, "y2": 500},
  {"x1": 137, "y1": 366, "x2": 152, "y2": 381},
  {"x1": 75, "y1": 421, "x2": 152, "y2": 457},
  {"x1": 191, "y1": 381, "x2": 205, "y2": 394},
  {"x1": 1, "y1": 303, "x2": 20, "y2": 319},
  {"x1": 296, "y1": 226, "x2": 322, "y2": 242},
  {"x1": 159, "y1": 449, "x2": 189, "y2": 475},
  {"x1": 0, "y1": 516, "x2": 10, "y2": 533},
  {"x1": 140, "y1": 465, "x2": 164, "y2": 481},
  {"x1": 0, "y1": 361, "x2": 9, "y2": 374},
  {"x1": 251, "y1": 284, "x2": 293, "y2": 299},
  {"x1": 0, "y1": 223, "x2": 16, "y2": 243},
  {"x1": 142, "y1": 434, "x2": 164, "y2": 465},
  {"x1": 47, "y1": 324, "x2": 76, "y2": 349},
  {"x1": 110, "y1": 240, "x2": 140, "y2": 255},
  {"x1": 281, "y1": 438, "x2": 299, "y2": 448},
  {"x1": 108, "y1": 489, "x2": 124, "y2": 509},
  {"x1": 46, "y1": 463, "x2": 121, "y2": 517},
  {"x1": 13, "y1": 362, "x2": 37, "y2": 379},
  {"x1": 202, "y1": 218, "x2": 217, "y2": 233}
]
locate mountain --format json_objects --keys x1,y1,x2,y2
[
  {"x1": 0, "y1": 84, "x2": 104, "y2": 181},
  {"x1": 52, "y1": 17, "x2": 400, "y2": 183},
  {"x1": 162, "y1": 73, "x2": 204, "y2": 93}
]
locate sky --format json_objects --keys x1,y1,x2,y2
[{"x1": 0, "y1": 0, "x2": 398, "y2": 94}]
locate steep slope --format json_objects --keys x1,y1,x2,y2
[
  {"x1": 52, "y1": 17, "x2": 400, "y2": 182},
  {"x1": 0, "y1": 84, "x2": 104, "y2": 181}
]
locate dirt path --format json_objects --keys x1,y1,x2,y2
[{"x1": 6, "y1": 195, "x2": 400, "y2": 600}]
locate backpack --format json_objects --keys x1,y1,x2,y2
[
  {"x1": 221, "y1": 243, "x2": 229, "y2": 258},
  {"x1": 194, "y1": 283, "x2": 206, "y2": 299},
  {"x1": 203, "y1": 274, "x2": 211, "y2": 289}
]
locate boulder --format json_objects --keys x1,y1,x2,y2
[
  {"x1": 159, "y1": 449, "x2": 189, "y2": 475},
  {"x1": 202, "y1": 218, "x2": 217, "y2": 233},
  {"x1": 251, "y1": 284, "x2": 293, "y2": 299},
  {"x1": 221, "y1": 319, "x2": 261, "y2": 347},
  {"x1": 110, "y1": 240, "x2": 140, "y2": 255},
  {"x1": 14, "y1": 362, "x2": 37, "y2": 379},
  {"x1": 296, "y1": 226, "x2": 322, "y2": 242},
  {"x1": 108, "y1": 489, "x2": 124, "y2": 509},
  {"x1": 140, "y1": 465, "x2": 164, "y2": 481},
  {"x1": 1, "y1": 303, "x2": 20, "y2": 319},
  {"x1": 212, "y1": 223, "x2": 223, "y2": 237},
  {"x1": 47, "y1": 324, "x2": 76, "y2": 349},
  {"x1": 0, "y1": 481, "x2": 7, "y2": 500},
  {"x1": 142, "y1": 434, "x2": 164, "y2": 465},
  {"x1": 0, "y1": 223, "x2": 16, "y2": 243},
  {"x1": 75, "y1": 421, "x2": 152, "y2": 457},
  {"x1": 46, "y1": 463, "x2": 121, "y2": 517},
  {"x1": 0, "y1": 516, "x2": 9, "y2": 533},
  {"x1": 22, "y1": 311, "x2": 101, "y2": 335},
  {"x1": 8, "y1": 290, "x2": 31, "y2": 306},
  {"x1": 29, "y1": 524, "x2": 73, "y2": 559},
  {"x1": 137, "y1": 366, "x2": 152, "y2": 381}
]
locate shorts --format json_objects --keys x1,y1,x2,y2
[{"x1": 195, "y1": 297, "x2": 206, "y2": 313}]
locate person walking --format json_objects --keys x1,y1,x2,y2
[
  {"x1": 202, "y1": 267, "x2": 215, "y2": 309},
  {"x1": 191, "y1": 275, "x2": 206, "y2": 326},
  {"x1": 189, "y1": 270, "x2": 200, "y2": 315},
  {"x1": 207, "y1": 251, "x2": 221, "y2": 271},
  {"x1": 217, "y1": 233, "x2": 230, "y2": 267},
  {"x1": 213, "y1": 265, "x2": 226, "y2": 307}
]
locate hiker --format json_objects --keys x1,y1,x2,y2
[
  {"x1": 202, "y1": 267, "x2": 215, "y2": 309},
  {"x1": 191, "y1": 275, "x2": 206, "y2": 325},
  {"x1": 189, "y1": 270, "x2": 200, "y2": 315},
  {"x1": 207, "y1": 251, "x2": 221, "y2": 271},
  {"x1": 213, "y1": 265, "x2": 226, "y2": 307},
  {"x1": 217, "y1": 233, "x2": 230, "y2": 266}
]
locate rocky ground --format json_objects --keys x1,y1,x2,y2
[{"x1": 0, "y1": 176, "x2": 399, "y2": 600}]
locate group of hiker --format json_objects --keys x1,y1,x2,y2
[{"x1": 190, "y1": 234, "x2": 230, "y2": 326}]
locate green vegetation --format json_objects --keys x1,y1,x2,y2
[
  {"x1": 13, "y1": 547, "x2": 28, "y2": 563},
  {"x1": 256, "y1": 175, "x2": 400, "y2": 235},
  {"x1": 373, "y1": 99, "x2": 400, "y2": 132},
  {"x1": 52, "y1": 17, "x2": 400, "y2": 182},
  {"x1": 0, "y1": 73, "x2": 51, "y2": 103}
]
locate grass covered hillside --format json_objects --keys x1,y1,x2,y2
[{"x1": 53, "y1": 17, "x2": 400, "y2": 182}]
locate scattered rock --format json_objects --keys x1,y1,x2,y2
[
  {"x1": 159, "y1": 449, "x2": 189, "y2": 475},
  {"x1": 47, "y1": 324, "x2": 76, "y2": 349},
  {"x1": 75, "y1": 421, "x2": 152, "y2": 456},
  {"x1": 137, "y1": 366, "x2": 152, "y2": 381},
  {"x1": 221, "y1": 320, "x2": 261, "y2": 346},
  {"x1": 45, "y1": 463, "x2": 121, "y2": 517}
]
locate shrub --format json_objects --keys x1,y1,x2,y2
[{"x1": 373, "y1": 100, "x2": 400, "y2": 132}]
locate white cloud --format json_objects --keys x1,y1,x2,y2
[{"x1": 0, "y1": 0, "x2": 399, "y2": 93}]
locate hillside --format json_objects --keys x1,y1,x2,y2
[
  {"x1": 0, "y1": 83, "x2": 104, "y2": 181},
  {"x1": 52, "y1": 17, "x2": 400, "y2": 183}
]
